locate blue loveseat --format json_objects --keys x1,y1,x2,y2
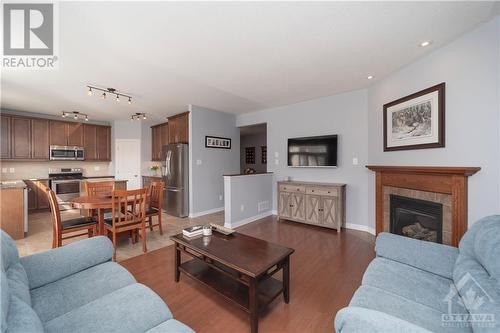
[
  {"x1": 335, "y1": 215, "x2": 500, "y2": 333},
  {"x1": 0, "y1": 231, "x2": 194, "y2": 333}
]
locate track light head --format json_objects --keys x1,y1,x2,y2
[
  {"x1": 87, "y1": 87, "x2": 92, "y2": 96},
  {"x1": 102, "y1": 92, "x2": 106, "y2": 99}
]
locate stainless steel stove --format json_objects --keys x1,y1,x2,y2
[{"x1": 49, "y1": 168, "x2": 83, "y2": 210}]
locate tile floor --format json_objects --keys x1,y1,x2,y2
[{"x1": 16, "y1": 209, "x2": 224, "y2": 261}]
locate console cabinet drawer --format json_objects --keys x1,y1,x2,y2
[
  {"x1": 306, "y1": 187, "x2": 338, "y2": 196},
  {"x1": 279, "y1": 184, "x2": 305, "y2": 193}
]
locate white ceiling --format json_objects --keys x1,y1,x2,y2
[{"x1": 1, "y1": 1, "x2": 497, "y2": 122}]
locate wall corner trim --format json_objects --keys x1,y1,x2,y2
[{"x1": 188, "y1": 207, "x2": 224, "y2": 219}]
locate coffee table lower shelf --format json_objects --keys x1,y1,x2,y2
[{"x1": 179, "y1": 259, "x2": 283, "y2": 313}]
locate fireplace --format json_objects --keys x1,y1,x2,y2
[{"x1": 390, "y1": 194, "x2": 443, "y2": 243}]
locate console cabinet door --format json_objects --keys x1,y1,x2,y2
[
  {"x1": 278, "y1": 192, "x2": 291, "y2": 218},
  {"x1": 1, "y1": 116, "x2": 11, "y2": 159},
  {"x1": 305, "y1": 195, "x2": 321, "y2": 224},
  {"x1": 11, "y1": 117, "x2": 31, "y2": 159},
  {"x1": 290, "y1": 193, "x2": 305, "y2": 221},
  {"x1": 321, "y1": 196, "x2": 338, "y2": 227},
  {"x1": 31, "y1": 118, "x2": 49, "y2": 159}
]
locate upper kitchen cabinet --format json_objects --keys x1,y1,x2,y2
[
  {"x1": 168, "y1": 112, "x2": 189, "y2": 144},
  {"x1": 49, "y1": 120, "x2": 67, "y2": 146},
  {"x1": 151, "y1": 122, "x2": 168, "y2": 161},
  {"x1": 11, "y1": 117, "x2": 31, "y2": 159},
  {"x1": 96, "y1": 125, "x2": 111, "y2": 161},
  {"x1": 31, "y1": 118, "x2": 49, "y2": 160},
  {"x1": 67, "y1": 122, "x2": 84, "y2": 146},
  {"x1": 49, "y1": 121, "x2": 84, "y2": 147},
  {"x1": 1, "y1": 115, "x2": 11, "y2": 159},
  {"x1": 83, "y1": 124, "x2": 98, "y2": 160}
]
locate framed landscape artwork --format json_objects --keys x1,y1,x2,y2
[
  {"x1": 205, "y1": 136, "x2": 231, "y2": 149},
  {"x1": 383, "y1": 83, "x2": 445, "y2": 151}
]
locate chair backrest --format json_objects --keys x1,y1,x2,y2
[
  {"x1": 85, "y1": 181, "x2": 114, "y2": 197},
  {"x1": 149, "y1": 181, "x2": 164, "y2": 210},
  {"x1": 45, "y1": 188, "x2": 63, "y2": 237},
  {"x1": 110, "y1": 188, "x2": 147, "y2": 228}
]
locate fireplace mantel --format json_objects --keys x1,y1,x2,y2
[{"x1": 366, "y1": 165, "x2": 480, "y2": 246}]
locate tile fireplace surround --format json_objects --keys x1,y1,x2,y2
[{"x1": 366, "y1": 166, "x2": 481, "y2": 247}]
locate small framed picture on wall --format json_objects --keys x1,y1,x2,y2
[
  {"x1": 383, "y1": 82, "x2": 445, "y2": 151},
  {"x1": 205, "y1": 136, "x2": 231, "y2": 149}
]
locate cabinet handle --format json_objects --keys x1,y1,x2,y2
[
  {"x1": 312, "y1": 190, "x2": 314, "y2": 192},
  {"x1": 328, "y1": 191, "x2": 330, "y2": 193},
  {"x1": 296, "y1": 189, "x2": 300, "y2": 191}
]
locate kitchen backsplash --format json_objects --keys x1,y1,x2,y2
[{"x1": 0, "y1": 161, "x2": 113, "y2": 180}]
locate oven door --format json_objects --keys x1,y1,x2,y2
[
  {"x1": 50, "y1": 146, "x2": 77, "y2": 160},
  {"x1": 51, "y1": 180, "x2": 81, "y2": 209}
]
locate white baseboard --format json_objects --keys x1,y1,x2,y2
[
  {"x1": 189, "y1": 207, "x2": 224, "y2": 218},
  {"x1": 227, "y1": 211, "x2": 273, "y2": 229},
  {"x1": 345, "y1": 223, "x2": 376, "y2": 235}
]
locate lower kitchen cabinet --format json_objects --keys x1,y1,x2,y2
[{"x1": 25, "y1": 180, "x2": 50, "y2": 211}]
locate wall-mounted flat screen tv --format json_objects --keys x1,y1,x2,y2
[{"x1": 288, "y1": 135, "x2": 338, "y2": 167}]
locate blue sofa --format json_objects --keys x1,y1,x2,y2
[
  {"x1": 335, "y1": 215, "x2": 500, "y2": 333},
  {"x1": 0, "y1": 231, "x2": 194, "y2": 333}
]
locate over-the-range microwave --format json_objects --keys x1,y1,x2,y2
[{"x1": 49, "y1": 145, "x2": 85, "y2": 160}]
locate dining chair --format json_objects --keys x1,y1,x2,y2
[
  {"x1": 45, "y1": 187, "x2": 98, "y2": 248},
  {"x1": 85, "y1": 181, "x2": 115, "y2": 219},
  {"x1": 146, "y1": 181, "x2": 164, "y2": 235},
  {"x1": 104, "y1": 188, "x2": 148, "y2": 261}
]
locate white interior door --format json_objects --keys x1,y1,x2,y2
[{"x1": 115, "y1": 139, "x2": 141, "y2": 189}]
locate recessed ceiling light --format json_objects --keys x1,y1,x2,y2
[
  {"x1": 367, "y1": 75, "x2": 374, "y2": 80},
  {"x1": 420, "y1": 40, "x2": 432, "y2": 47}
]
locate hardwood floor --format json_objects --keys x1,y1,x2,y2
[{"x1": 121, "y1": 216, "x2": 375, "y2": 333}]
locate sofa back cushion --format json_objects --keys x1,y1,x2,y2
[
  {"x1": 454, "y1": 215, "x2": 500, "y2": 332},
  {"x1": 1, "y1": 270, "x2": 9, "y2": 333},
  {"x1": 1, "y1": 232, "x2": 19, "y2": 273},
  {"x1": 5, "y1": 296, "x2": 43, "y2": 333}
]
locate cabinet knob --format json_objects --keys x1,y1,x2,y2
[{"x1": 312, "y1": 190, "x2": 314, "y2": 192}]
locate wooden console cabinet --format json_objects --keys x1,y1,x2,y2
[{"x1": 277, "y1": 181, "x2": 346, "y2": 232}]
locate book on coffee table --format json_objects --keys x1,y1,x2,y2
[{"x1": 182, "y1": 225, "x2": 203, "y2": 237}]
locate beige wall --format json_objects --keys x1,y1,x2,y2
[{"x1": 0, "y1": 161, "x2": 112, "y2": 180}]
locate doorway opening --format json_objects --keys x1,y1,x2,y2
[{"x1": 239, "y1": 123, "x2": 267, "y2": 174}]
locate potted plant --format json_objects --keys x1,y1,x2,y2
[{"x1": 150, "y1": 164, "x2": 161, "y2": 176}]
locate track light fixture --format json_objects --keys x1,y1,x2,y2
[
  {"x1": 87, "y1": 85, "x2": 132, "y2": 104},
  {"x1": 61, "y1": 111, "x2": 89, "y2": 121},
  {"x1": 130, "y1": 113, "x2": 147, "y2": 121}
]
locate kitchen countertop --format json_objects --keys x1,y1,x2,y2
[
  {"x1": 0, "y1": 180, "x2": 27, "y2": 189},
  {"x1": 83, "y1": 178, "x2": 128, "y2": 182}
]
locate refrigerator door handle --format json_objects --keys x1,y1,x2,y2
[
  {"x1": 166, "y1": 150, "x2": 172, "y2": 178},
  {"x1": 166, "y1": 188, "x2": 181, "y2": 192}
]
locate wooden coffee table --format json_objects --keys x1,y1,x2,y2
[{"x1": 170, "y1": 231, "x2": 294, "y2": 333}]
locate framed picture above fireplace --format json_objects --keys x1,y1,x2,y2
[{"x1": 383, "y1": 82, "x2": 445, "y2": 151}]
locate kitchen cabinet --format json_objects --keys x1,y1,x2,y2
[
  {"x1": 49, "y1": 121, "x2": 68, "y2": 146},
  {"x1": 83, "y1": 124, "x2": 97, "y2": 160},
  {"x1": 0, "y1": 186, "x2": 26, "y2": 240},
  {"x1": 67, "y1": 122, "x2": 84, "y2": 146},
  {"x1": 11, "y1": 117, "x2": 31, "y2": 159},
  {"x1": 25, "y1": 179, "x2": 49, "y2": 211},
  {"x1": 1, "y1": 115, "x2": 11, "y2": 159},
  {"x1": 151, "y1": 122, "x2": 168, "y2": 161},
  {"x1": 96, "y1": 125, "x2": 111, "y2": 161},
  {"x1": 31, "y1": 118, "x2": 49, "y2": 159},
  {"x1": 142, "y1": 176, "x2": 162, "y2": 189},
  {"x1": 277, "y1": 181, "x2": 346, "y2": 232},
  {"x1": 168, "y1": 112, "x2": 189, "y2": 144}
]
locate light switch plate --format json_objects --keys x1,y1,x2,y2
[
  {"x1": 352, "y1": 157, "x2": 359, "y2": 165},
  {"x1": 1, "y1": 168, "x2": 6, "y2": 173},
  {"x1": 94, "y1": 166, "x2": 100, "y2": 171},
  {"x1": 274, "y1": 159, "x2": 279, "y2": 165},
  {"x1": 274, "y1": 152, "x2": 279, "y2": 158},
  {"x1": 196, "y1": 159, "x2": 202, "y2": 165},
  {"x1": 9, "y1": 168, "x2": 15, "y2": 173}
]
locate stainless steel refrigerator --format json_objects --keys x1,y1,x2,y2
[{"x1": 161, "y1": 143, "x2": 189, "y2": 217}]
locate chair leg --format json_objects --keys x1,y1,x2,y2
[
  {"x1": 52, "y1": 228, "x2": 57, "y2": 249},
  {"x1": 158, "y1": 213, "x2": 163, "y2": 235},
  {"x1": 112, "y1": 231, "x2": 117, "y2": 261},
  {"x1": 57, "y1": 232, "x2": 62, "y2": 247},
  {"x1": 142, "y1": 227, "x2": 147, "y2": 253},
  {"x1": 149, "y1": 217, "x2": 153, "y2": 231}
]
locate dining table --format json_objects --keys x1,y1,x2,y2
[{"x1": 70, "y1": 194, "x2": 150, "y2": 236}]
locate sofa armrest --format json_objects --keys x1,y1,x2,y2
[
  {"x1": 375, "y1": 232, "x2": 458, "y2": 279},
  {"x1": 21, "y1": 236, "x2": 113, "y2": 289},
  {"x1": 335, "y1": 307, "x2": 432, "y2": 333}
]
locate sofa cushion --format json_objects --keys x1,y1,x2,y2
[
  {"x1": 349, "y1": 285, "x2": 472, "y2": 333},
  {"x1": 43, "y1": 283, "x2": 173, "y2": 333},
  {"x1": 362, "y1": 257, "x2": 453, "y2": 313},
  {"x1": 31, "y1": 261, "x2": 136, "y2": 323},
  {"x1": 1, "y1": 270, "x2": 9, "y2": 333},
  {"x1": 145, "y1": 319, "x2": 195, "y2": 333},
  {"x1": 5, "y1": 296, "x2": 43, "y2": 333},
  {"x1": 1, "y1": 232, "x2": 19, "y2": 272},
  {"x1": 5, "y1": 263, "x2": 30, "y2": 306}
]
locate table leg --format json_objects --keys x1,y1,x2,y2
[
  {"x1": 98, "y1": 208, "x2": 105, "y2": 236},
  {"x1": 283, "y1": 256, "x2": 290, "y2": 304},
  {"x1": 174, "y1": 244, "x2": 180, "y2": 282},
  {"x1": 249, "y1": 278, "x2": 259, "y2": 333}
]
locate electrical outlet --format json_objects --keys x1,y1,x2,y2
[
  {"x1": 9, "y1": 168, "x2": 15, "y2": 173},
  {"x1": 352, "y1": 157, "x2": 358, "y2": 165},
  {"x1": 1, "y1": 168, "x2": 6, "y2": 173},
  {"x1": 94, "y1": 166, "x2": 100, "y2": 171},
  {"x1": 219, "y1": 195, "x2": 223, "y2": 201},
  {"x1": 240, "y1": 204, "x2": 245, "y2": 212},
  {"x1": 274, "y1": 159, "x2": 279, "y2": 165},
  {"x1": 274, "y1": 152, "x2": 279, "y2": 158}
]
